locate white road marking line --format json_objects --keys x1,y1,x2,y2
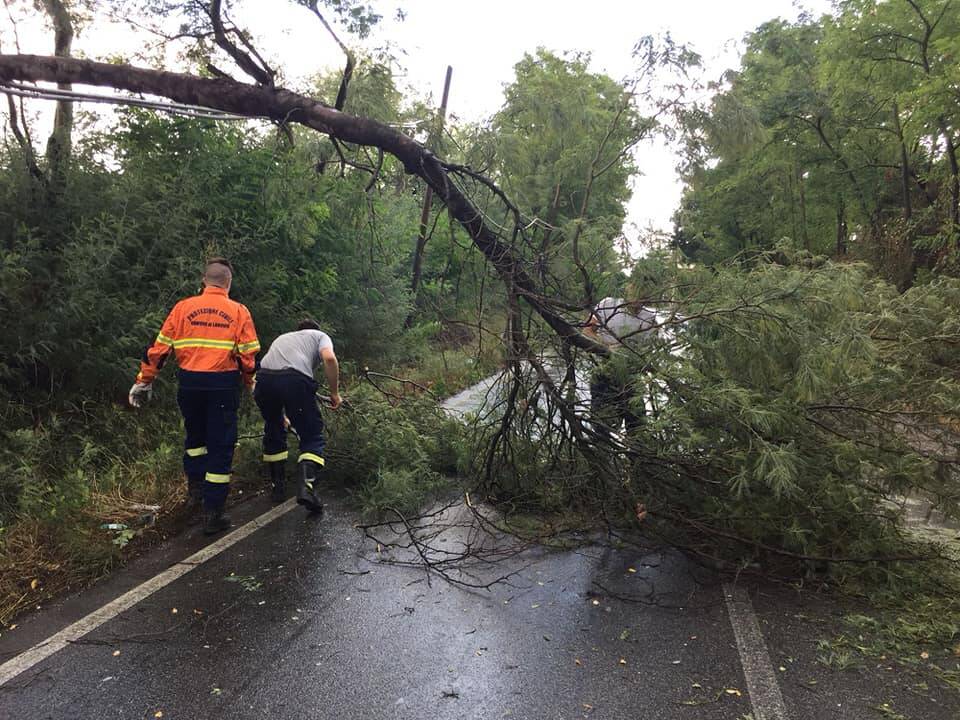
[
  {"x1": 0, "y1": 497, "x2": 298, "y2": 688},
  {"x1": 723, "y1": 582, "x2": 789, "y2": 720}
]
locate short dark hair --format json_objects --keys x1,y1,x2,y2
[
  {"x1": 297, "y1": 318, "x2": 321, "y2": 331},
  {"x1": 205, "y1": 256, "x2": 233, "y2": 272}
]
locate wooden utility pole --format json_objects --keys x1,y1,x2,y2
[{"x1": 407, "y1": 65, "x2": 453, "y2": 327}]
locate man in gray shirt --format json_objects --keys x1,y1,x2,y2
[
  {"x1": 586, "y1": 297, "x2": 657, "y2": 437},
  {"x1": 254, "y1": 319, "x2": 342, "y2": 513},
  {"x1": 589, "y1": 297, "x2": 657, "y2": 347}
]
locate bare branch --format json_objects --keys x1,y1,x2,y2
[
  {"x1": 207, "y1": 0, "x2": 274, "y2": 87},
  {"x1": 304, "y1": 1, "x2": 354, "y2": 111}
]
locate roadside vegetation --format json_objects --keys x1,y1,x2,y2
[{"x1": 0, "y1": 0, "x2": 958, "y2": 690}]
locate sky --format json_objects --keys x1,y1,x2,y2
[
  {"x1": 237, "y1": 0, "x2": 836, "y2": 250},
  {"x1": 4, "y1": 0, "x2": 835, "y2": 251}
]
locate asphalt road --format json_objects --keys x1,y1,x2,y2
[
  {"x1": 2, "y1": 489, "x2": 960, "y2": 719},
  {"x1": 1, "y1": 374, "x2": 957, "y2": 719},
  {"x1": 0, "y1": 492, "x2": 755, "y2": 720}
]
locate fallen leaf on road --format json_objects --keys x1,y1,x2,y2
[
  {"x1": 171, "y1": 608, "x2": 178, "y2": 614},
  {"x1": 724, "y1": 688, "x2": 742, "y2": 696},
  {"x1": 154, "y1": 712, "x2": 163, "y2": 718},
  {"x1": 112, "y1": 650, "x2": 120, "y2": 657},
  {"x1": 582, "y1": 703, "x2": 593, "y2": 710},
  {"x1": 543, "y1": 635, "x2": 551, "y2": 642},
  {"x1": 531, "y1": 604, "x2": 540, "y2": 609},
  {"x1": 211, "y1": 687, "x2": 222, "y2": 696},
  {"x1": 779, "y1": 666, "x2": 786, "y2": 672},
  {"x1": 30, "y1": 579, "x2": 38, "y2": 590},
  {"x1": 575, "y1": 658, "x2": 582, "y2": 666},
  {"x1": 193, "y1": 609, "x2": 203, "y2": 615},
  {"x1": 619, "y1": 658, "x2": 627, "y2": 665},
  {"x1": 920, "y1": 651, "x2": 929, "y2": 660},
  {"x1": 627, "y1": 568, "x2": 636, "y2": 573},
  {"x1": 671, "y1": 660, "x2": 681, "y2": 665},
  {"x1": 591, "y1": 600, "x2": 600, "y2": 606},
  {"x1": 692, "y1": 683, "x2": 702, "y2": 689},
  {"x1": 619, "y1": 630, "x2": 630, "y2": 641}
]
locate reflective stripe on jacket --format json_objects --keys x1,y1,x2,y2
[{"x1": 137, "y1": 286, "x2": 260, "y2": 387}]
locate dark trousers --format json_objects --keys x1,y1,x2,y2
[
  {"x1": 176, "y1": 386, "x2": 240, "y2": 511},
  {"x1": 590, "y1": 371, "x2": 642, "y2": 437},
  {"x1": 254, "y1": 371, "x2": 325, "y2": 468}
]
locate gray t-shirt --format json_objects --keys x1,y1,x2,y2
[
  {"x1": 592, "y1": 297, "x2": 657, "y2": 347},
  {"x1": 260, "y1": 329, "x2": 334, "y2": 377}
]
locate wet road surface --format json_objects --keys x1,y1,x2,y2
[
  {"x1": 0, "y1": 492, "x2": 754, "y2": 720},
  {"x1": 2, "y1": 489, "x2": 960, "y2": 719},
  {"x1": 3, "y1": 371, "x2": 958, "y2": 719}
]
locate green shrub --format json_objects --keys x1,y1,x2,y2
[{"x1": 324, "y1": 385, "x2": 466, "y2": 517}]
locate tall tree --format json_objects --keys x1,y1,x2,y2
[{"x1": 493, "y1": 49, "x2": 647, "y2": 304}]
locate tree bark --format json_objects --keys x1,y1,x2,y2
[
  {"x1": 0, "y1": 53, "x2": 609, "y2": 356},
  {"x1": 939, "y1": 120, "x2": 960, "y2": 231},
  {"x1": 407, "y1": 65, "x2": 452, "y2": 328},
  {"x1": 797, "y1": 161, "x2": 809, "y2": 250},
  {"x1": 893, "y1": 102, "x2": 912, "y2": 221},
  {"x1": 836, "y1": 197, "x2": 848, "y2": 256},
  {"x1": 39, "y1": 0, "x2": 74, "y2": 192}
]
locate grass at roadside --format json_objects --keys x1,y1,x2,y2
[{"x1": 0, "y1": 343, "x2": 497, "y2": 628}]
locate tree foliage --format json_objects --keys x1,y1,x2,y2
[
  {"x1": 0, "y1": 0, "x2": 957, "y2": 605},
  {"x1": 675, "y1": 0, "x2": 960, "y2": 288},
  {"x1": 475, "y1": 246, "x2": 960, "y2": 574}
]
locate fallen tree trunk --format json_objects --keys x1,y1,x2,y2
[{"x1": 0, "y1": 54, "x2": 609, "y2": 356}]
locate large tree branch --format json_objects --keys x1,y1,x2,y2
[
  {"x1": 208, "y1": 0, "x2": 274, "y2": 86},
  {"x1": 0, "y1": 53, "x2": 609, "y2": 356},
  {"x1": 4, "y1": 92, "x2": 45, "y2": 185},
  {"x1": 305, "y1": 1, "x2": 354, "y2": 111},
  {"x1": 38, "y1": 0, "x2": 73, "y2": 189}
]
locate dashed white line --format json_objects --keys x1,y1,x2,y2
[
  {"x1": 724, "y1": 582, "x2": 789, "y2": 720},
  {"x1": 0, "y1": 497, "x2": 298, "y2": 687}
]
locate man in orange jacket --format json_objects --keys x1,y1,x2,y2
[{"x1": 129, "y1": 258, "x2": 260, "y2": 535}]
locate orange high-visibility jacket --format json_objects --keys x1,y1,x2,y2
[{"x1": 137, "y1": 286, "x2": 260, "y2": 387}]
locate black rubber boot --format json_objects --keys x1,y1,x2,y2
[
  {"x1": 296, "y1": 461, "x2": 324, "y2": 516},
  {"x1": 203, "y1": 507, "x2": 232, "y2": 535},
  {"x1": 269, "y1": 462, "x2": 286, "y2": 503},
  {"x1": 186, "y1": 476, "x2": 204, "y2": 516}
]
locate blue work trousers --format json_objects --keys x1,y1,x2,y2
[
  {"x1": 177, "y1": 385, "x2": 240, "y2": 511},
  {"x1": 254, "y1": 370, "x2": 325, "y2": 469}
]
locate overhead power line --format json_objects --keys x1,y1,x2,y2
[{"x1": 0, "y1": 81, "x2": 249, "y2": 121}]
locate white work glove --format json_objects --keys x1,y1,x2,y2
[{"x1": 128, "y1": 382, "x2": 153, "y2": 408}]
